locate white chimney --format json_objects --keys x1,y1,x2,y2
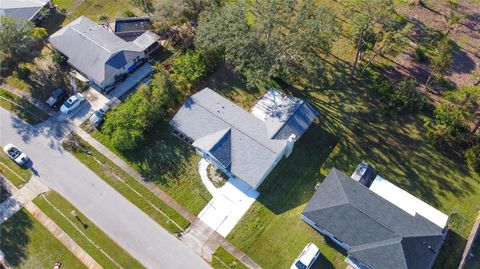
[{"x1": 284, "y1": 134, "x2": 296, "y2": 157}]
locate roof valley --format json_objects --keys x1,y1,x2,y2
[{"x1": 193, "y1": 97, "x2": 281, "y2": 154}]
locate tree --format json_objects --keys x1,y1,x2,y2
[
  {"x1": 102, "y1": 71, "x2": 179, "y2": 150},
  {"x1": 195, "y1": 0, "x2": 337, "y2": 87},
  {"x1": 359, "y1": 21, "x2": 413, "y2": 76},
  {"x1": 425, "y1": 37, "x2": 453, "y2": 89},
  {"x1": 344, "y1": 0, "x2": 396, "y2": 79},
  {"x1": 0, "y1": 17, "x2": 43, "y2": 74},
  {"x1": 154, "y1": 0, "x2": 220, "y2": 31},
  {"x1": 170, "y1": 49, "x2": 208, "y2": 90},
  {"x1": 426, "y1": 86, "x2": 480, "y2": 150}
]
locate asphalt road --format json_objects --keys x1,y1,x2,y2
[{"x1": 0, "y1": 107, "x2": 211, "y2": 269}]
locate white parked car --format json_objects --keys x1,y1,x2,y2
[
  {"x1": 89, "y1": 104, "x2": 110, "y2": 128},
  {"x1": 60, "y1": 93, "x2": 86, "y2": 114},
  {"x1": 3, "y1": 144, "x2": 29, "y2": 166},
  {"x1": 291, "y1": 243, "x2": 320, "y2": 269}
]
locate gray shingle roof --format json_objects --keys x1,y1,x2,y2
[
  {"x1": 171, "y1": 88, "x2": 295, "y2": 188},
  {"x1": 48, "y1": 16, "x2": 144, "y2": 86},
  {"x1": 303, "y1": 168, "x2": 446, "y2": 269},
  {"x1": 0, "y1": 0, "x2": 49, "y2": 23}
]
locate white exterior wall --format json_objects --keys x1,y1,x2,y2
[{"x1": 102, "y1": 52, "x2": 145, "y2": 89}]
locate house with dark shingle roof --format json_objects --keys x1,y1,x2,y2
[
  {"x1": 49, "y1": 16, "x2": 159, "y2": 91},
  {"x1": 170, "y1": 88, "x2": 319, "y2": 189},
  {"x1": 302, "y1": 168, "x2": 448, "y2": 269}
]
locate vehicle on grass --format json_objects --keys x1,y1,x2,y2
[
  {"x1": 46, "y1": 88, "x2": 67, "y2": 108},
  {"x1": 3, "y1": 144, "x2": 29, "y2": 166},
  {"x1": 291, "y1": 243, "x2": 320, "y2": 269},
  {"x1": 89, "y1": 104, "x2": 110, "y2": 128},
  {"x1": 60, "y1": 93, "x2": 85, "y2": 114},
  {"x1": 351, "y1": 162, "x2": 376, "y2": 187}
]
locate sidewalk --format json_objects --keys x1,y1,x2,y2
[
  {"x1": 0, "y1": 176, "x2": 49, "y2": 224},
  {"x1": 71, "y1": 125, "x2": 261, "y2": 269},
  {"x1": 458, "y1": 211, "x2": 480, "y2": 269},
  {"x1": 1, "y1": 83, "x2": 56, "y2": 116},
  {"x1": 0, "y1": 175, "x2": 102, "y2": 269},
  {"x1": 25, "y1": 202, "x2": 103, "y2": 269}
]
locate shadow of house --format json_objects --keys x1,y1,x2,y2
[{"x1": 255, "y1": 124, "x2": 338, "y2": 215}]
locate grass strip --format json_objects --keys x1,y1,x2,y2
[
  {"x1": 0, "y1": 208, "x2": 86, "y2": 269},
  {"x1": 0, "y1": 151, "x2": 31, "y2": 188},
  {"x1": 0, "y1": 87, "x2": 49, "y2": 124},
  {"x1": 33, "y1": 191, "x2": 145, "y2": 269},
  {"x1": 212, "y1": 247, "x2": 249, "y2": 269},
  {"x1": 63, "y1": 134, "x2": 191, "y2": 233}
]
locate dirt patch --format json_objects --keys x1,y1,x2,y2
[{"x1": 395, "y1": 0, "x2": 480, "y2": 89}]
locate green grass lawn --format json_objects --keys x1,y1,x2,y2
[
  {"x1": 91, "y1": 122, "x2": 212, "y2": 216},
  {"x1": 0, "y1": 88, "x2": 50, "y2": 125},
  {"x1": 33, "y1": 191, "x2": 145, "y2": 269},
  {"x1": 0, "y1": 209, "x2": 86, "y2": 269},
  {"x1": 66, "y1": 0, "x2": 145, "y2": 23},
  {"x1": 63, "y1": 134, "x2": 191, "y2": 233},
  {"x1": 0, "y1": 151, "x2": 32, "y2": 188},
  {"x1": 212, "y1": 247, "x2": 249, "y2": 269}
]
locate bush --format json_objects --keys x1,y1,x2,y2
[
  {"x1": 414, "y1": 46, "x2": 428, "y2": 62},
  {"x1": 102, "y1": 72, "x2": 179, "y2": 150},
  {"x1": 74, "y1": 79, "x2": 89, "y2": 92},
  {"x1": 465, "y1": 145, "x2": 480, "y2": 173},
  {"x1": 98, "y1": 15, "x2": 109, "y2": 22},
  {"x1": 170, "y1": 49, "x2": 220, "y2": 91},
  {"x1": 370, "y1": 78, "x2": 426, "y2": 114},
  {"x1": 16, "y1": 63, "x2": 31, "y2": 78},
  {"x1": 122, "y1": 10, "x2": 135, "y2": 17},
  {"x1": 51, "y1": 51, "x2": 67, "y2": 65}
]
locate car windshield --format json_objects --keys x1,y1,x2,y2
[
  {"x1": 8, "y1": 147, "x2": 21, "y2": 159},
  {"x1": 94, "y1": 111, "x2": 103, "y2": 117},
  {"x1": 295, "y1": 261, "x2": 307, "y2": 269},
  {"x1": 64, "y1": 98, "x2": 76, "y2": 108}
]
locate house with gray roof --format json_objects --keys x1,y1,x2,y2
[
  {"x1": 302, "y1": 168, "x2": 448, "y2": 269},
  {"x1": 49, "y1": 16, "x2": 159, "y2": 91},
  {"x1": 0, "y1": 0, "x2": 51, "y2": 26},
  {"x1": 170, "y1": 88, "x2": 319, "y2": 189}
]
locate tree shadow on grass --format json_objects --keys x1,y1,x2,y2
[
  {"x1": 0, "y1": 210, "x2": 33, "y2": 267},
  {"x1": 256, "y1": 124, "x2": 338, "y2": 215}
]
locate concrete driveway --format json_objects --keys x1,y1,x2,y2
[
  {"x1": 0, "y1": 108, "x2": 210, "y2": 269},
  {"x1": 197, "y1": 159, "x2": 259, "y2": 237}
]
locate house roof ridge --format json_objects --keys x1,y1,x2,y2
[
  {"x1": 70, "y1": 20, "x2": 112, "y2": 54},
  {"x1": 191, "y1": 91, "x2": 281, "y2": 155}
]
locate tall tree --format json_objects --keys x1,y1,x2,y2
[
  {"x1": 0, "y1": 17, "x2": 44, "y2": 74},
  {"x1": 195, "y1": 0, "x2": 337, "y2": 87},
  {"x1": 154, "y1": 0, "x2": 220, "y2": 30},
  {"x1": 344, "y1": 0, "x2": 396, "y2": 79}
]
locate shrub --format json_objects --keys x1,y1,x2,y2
[
  {"x1": 370, "y1": 78, "x2": 426, "y2": 114},
  {"x1": 414, "y1": 46, "x2": 428, "y2": 62},
  {"x1": 465, "y1": 145, "x2": 480, "y2": 173},
  {"x1": 51, "y1": 51, "x2": 67, "y2": 65},
  {"x1": 170, "y1": 49, "x2": 221, "y2": 91},
  {"x1": 102, "y1": 72, "x2": 179, "y2": 150},
  {"x1": 16, "y1": 63, "x2": 31, "y2": 78},
  {"x1": 122, "y1": 10, "x2": 135, "y2": 17},
  {"x1": 98, "y1": 15, "x2": 109, "y2": 22}
]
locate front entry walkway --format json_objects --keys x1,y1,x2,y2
[{"x1": 197, "y1": 159, "x2": 259, "y2": 237}]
